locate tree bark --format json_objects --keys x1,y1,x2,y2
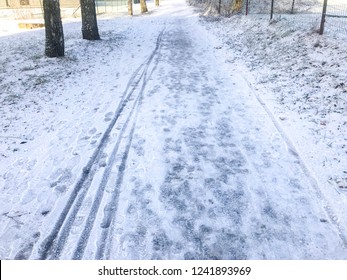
[
  {"x1": 232, "y1": 0, "x2": 243, "y2": 13},
  {"x1": 128, "y1": 0, "x2": 134, "y2": 16},
  {"x1": 140, "y1": 0, "x2": 148, "y2": 14},
  {"x1": 43, "y1": 0, "x2": 64, "y2": 57},
  {"x1": 128, "y1": 0, "x2": 133, "y2": 15},
  {"x1": 80, "y1": 0, "x2": 100, "y2": 40},
  {"x1": 291, "y1": 0, "x2": 295, "y2": 14}
]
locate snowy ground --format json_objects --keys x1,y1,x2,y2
[
  {"x1": 0, "y1": 0, "x2": 346, "y2": 260},
  {"x1": 198, "y1": 5, "x2": 347, "y2": 246}
]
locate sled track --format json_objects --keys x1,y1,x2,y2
[{"x1": 36, "y1": 28, "x2": 166, "y2": 260}]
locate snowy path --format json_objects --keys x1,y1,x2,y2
[{"x1": 1, "y1": 0, "x2": 347, "y2": 259}]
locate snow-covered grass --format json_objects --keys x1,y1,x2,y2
[
  {"x1": 0, "y1": 3, "x2": 163, "y2": 259},
  {"x1": 0, "y1": 0, "x2": 346, "y2": 259}
]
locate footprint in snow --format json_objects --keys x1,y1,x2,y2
[{"x1": 104, "y1": 112, "x2": 113, "y2": 122}]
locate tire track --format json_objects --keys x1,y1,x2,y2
[
  {"x1": 36, "y1": 28, "x2": 166, "y2": 260},
  {"x1": 94, "y1": 122, "x2": 136, "y2": 260},
  {"x1": 72, "y1": 87, "x2": 141, "y2": 260},
  {"x1": 95, "y1": 41, "x2": 165, "y2": 259}
]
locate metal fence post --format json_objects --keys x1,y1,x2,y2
[{"x1": 320, "y1": 0, "x2": 328, "y2": 35}]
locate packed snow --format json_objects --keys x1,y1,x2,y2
[{"x1": 0, "y1": 0, "x2": 346, "y2": 260}]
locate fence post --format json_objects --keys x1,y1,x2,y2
[
  {"x1": 246, "y1": 0, "x2": 249, "y2": 16},
  {"x1": 319, "y1": 0, "x2": 328, "y2": 35},
  {"x1": 270, "y1": 0, "x2": 275, "y2": 20}
]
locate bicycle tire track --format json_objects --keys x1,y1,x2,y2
[
  {"x1": 71, "y1": 93, "x2": 141, "y2": 260},
  {"x1": 38, "y1": 68, "x2": 143, "y2": 259},
  {"x1": 54, "y1": 92, "x2": 143, "y2": 260},
  {"x1": 36, "y1": 27, "x2": 166, "y2": 260},
  {"x1": 93, "y1": 29, "x2": 166, "y2": 260},
  {"x1": 95, "y1": 122, "x2": 136, "y2": 260}
]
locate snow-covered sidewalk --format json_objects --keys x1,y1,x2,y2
[
  {"x1": 0, "y1": 0, "x2": 346, "y2": 259},
  {"x1": 199, "y1": 7, "x2": 347, "y2": 252}
]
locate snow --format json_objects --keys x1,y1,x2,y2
[
  {"x1": 199, "y1": 9, "x2": 347, "y2": 241},
  {"x1": 0, "y1": 0, "x2": 346, "y2": 260}
]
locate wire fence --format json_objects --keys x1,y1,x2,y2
[
  {"x1": 244, "y1": 0, "x2": 347, "y2": 35},
  {"x1": 95, "y1": 0, "x2": 128, "y2": 14},
  {"x1": 0, "y1": 0, "x2": 132, "y2": 19},
  {"x1": 1, "y1": 0, "x2": 346, "y2": 34},
  {"x1": 325, "y1": 1, "x2": 347, "y2": 33}
]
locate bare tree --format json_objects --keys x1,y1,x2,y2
[
  {"x1": 291, "y1": 0, "x2": 295, "y2": 14},
  {"x1": 80, "y1": 0, "x2": 100, "y2": 40},
  {"x1": 140, "y1": 0, "x2": 148, "y2": 13},
  {"x1": 43, "y1": 0, "x2": 64, "y2": 57}
]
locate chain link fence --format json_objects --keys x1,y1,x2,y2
[
  {"x1": 0, "y1": 0, "x2": 132, "y2": 19},
  {"x1": 189, "y1": 0, "x2": 347, "y2": 35},
  {"x1": 324, "y1": 0, "x2": 347, "y2": 33},
  {"x1": 244, "y1": 0, "x2": 347, "y2": 35},
  {"x1": 0, "y1": 0, "x2": 81, "y2": 19},
  {"x1": 95, "y1": 0, "x2": 128, "y2": 14}
]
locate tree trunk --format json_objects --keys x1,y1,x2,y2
[
  {"x1": 128, "y1": 0, "x2": 133, "y2": 15},
  {"x1": 232, "y1": 0, "x2": 243, "y2": 13},
  {"x1": 140, "y1": 0, "x2": 148, "y2": 14},
  {"x1": 291, "y1": 0, "x2": 295, "y2": 14},
  {"x1": 155, "y1": 0, "x2": 159, "y2": 7},
  {"x1": 80, "y1": 0, "x2": 100, "y2": 40},
  {"x1": 43, "y1": 0, "x2": 64, "y2": 57}
]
